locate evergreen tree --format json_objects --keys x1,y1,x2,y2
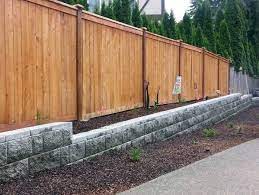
[
  {"x1": 175, "y1": 25, "x2": 182, "y2": 40},
  {"x1": 113, "y1": 0, "x2": 122, "y2": 21},
  {"x1": 201, "y1": 0, "x2": 216, "y2": 52},
  {"x1": 247, "y1": 0, "x2": 259, "y2": 59},
  {"x1": 132, "y1": 3, "x2": 143, "y2": 27},
  {"x1": 215, "y1": 9, "x2": 225, "y2": 31},
  {"x1": 225, "y1": 0, "x2": 246, "y2": 71},
  {"x1": 182, "y1": 13, "x2": 193, "y2": 44},
  {"x1": 193, "y1": 2, "x2": 203, "y2": 27},
  {"x1": 120, "y1": 0, "x2": 132, "y2": 25},
  {"x1": 169, "y1": 10, "x2": 176, "y2": 39},
  {"x1": 162, "y1": 12, "x2": 171, "y2": 37},
  {"x1": 189, "y1": 0, "x2": 203, "y2": 17},
  {"x1": 249, "y1": 43, "x2": 258, "y2": 75},
  {"x1": 141, "y1": 14, "x2": 150, "y2": 30},
  {"x1": 217, "y1": 20, "x2": 233, "y2": 59},
  {"x1": 101, "y1": 1, "x2": 107, "y2": 17},
  {"x1": 106, "y1": 1, "x2": 115, "y2": 19},
  {"x1": 193, "y1": 25, "x2": 205, "y2": 47}
]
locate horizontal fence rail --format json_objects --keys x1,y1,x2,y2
[{"x1": 0, "y1": 0, "x2": 230, "y2": 132}]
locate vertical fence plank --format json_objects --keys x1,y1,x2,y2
[
  {"x1": 142, "y1": 27, "x2": 147, "y2": 107},
  {"x1": 75, "y1": 4, "x2": 83, "y2": 120}
]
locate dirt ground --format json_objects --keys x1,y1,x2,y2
[
  {"x1": 73, "y1": 100, "x2": 200, "y2": 134},
  {"x1": 1, "y1": 106, "x2": 259, "y2": 195}
]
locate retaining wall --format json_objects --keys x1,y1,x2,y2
[{"x1": 0, "y1": 94, "x2": 254, "y2": 182}]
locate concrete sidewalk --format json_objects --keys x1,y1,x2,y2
[{"x1": 120, "y1": 139, "x2": 259, "y2": 195}]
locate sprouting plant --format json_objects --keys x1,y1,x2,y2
[
  {"x1": 129, "y1": 147, "x2": 141, "y2": 162},
  {"x1": 192, "y1": 139, "x2": 199, "y2": 145},
  {"x1": 179, "y1": 97, "x2": 186, "y2": 104},
  {"x1": 154, "y1": 87, "x2": 160, "y2": 110},
  {"x1": 35, "y1": 110, "x2": 42, "y2": 125},
  {"x1": 203, "y1": 128, "x2": 217, "y2": 138},
  {"x1": 227, "y1": 122, "x2": 234, "y2": 129}
]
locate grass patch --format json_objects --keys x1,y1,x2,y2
[
  {"x1": 203, "y1": 128, "x2": 217, "y2": 138},
  {"x1": 129, "y1": 147, "x2": 142, "y2": 162}
]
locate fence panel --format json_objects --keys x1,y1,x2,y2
[
  {"x1": 81, "y1": 13, "x2": 143, "y2": 119},
  {"x1": 204, "y1": 51, "x2": 219, "y2": 97},
  {"x1": 0, "y1": 0, "x2": 231, "y2": 131},
  {"x1": 0, "y1": 0, "x2": 77, "y2": 129},
  {"x1": 219, "y1": 58, "x2": 229, "y2": 95},
  {"x1": 146, "y1": 33, "x2": 180, "y2": 105},
  {"x1": 180, "y1": 44, "x2": 203, "y2": 101}
]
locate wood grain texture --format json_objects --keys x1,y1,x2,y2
[{"x1": 0, "y1": 0, "x2": 230, "y2": 131}]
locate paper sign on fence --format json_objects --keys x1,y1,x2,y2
[{"x1": 173, "y1": 76, "x2": 182, "y2": 95}]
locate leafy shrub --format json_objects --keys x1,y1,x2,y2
[
  {"x1": 203, "y1": 128, "x2": 217, "y2": 138},
  {"x1": 129, "y1": 147, "x2": 141, "y2": 162}
]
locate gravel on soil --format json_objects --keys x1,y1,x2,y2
[
  {"x1": 73, "y1": 101, "x2": 200, "y2": 134},
  {"x1": 0, "y1": 106, "x2": 259, "y2": 195}
]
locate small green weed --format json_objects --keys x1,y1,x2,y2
[
  {"x1": 192, "y1": 139, "x2": 199, "y2": 145},
  {"x1": 179, "y1": 97, "x2": 186, "y2": 104},
  {"x1": 35, "y1": 110, "x2": 42, "y2": 125},
  {"x1": 129, "y1": 147, "x2": 141, "y2": 162},
  {"x1": 203, "y1": 128, "x2": 217, "y2": 138},
  {"x1": 154, "y1": 101, "x2": 159, "y2": 110},
  {"x1": 227, "y1": 122, "x2": 234, "y2": 129},
  {"x1": 153, "y1": 87, "x2": 160, "y2": 110}
]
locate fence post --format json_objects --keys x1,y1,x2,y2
[
  {"x1": 202, "y1": 47, "x2": 206, "y2": 99},
  {"x1": 178, "y1": 40, "x2": 182, "y2": 102},
  {"x1": 75, "y1": 4, "x2": 84, "y2": 121},
  {"x1": 142, "y1": 27, "x2": 147, "y2": 107},
  {"x1": 228, "y1": 60, "x2": 231, "y2": 94},
  {"x1": 217, "y1": 55, "x2": 220, "y2": 91}
]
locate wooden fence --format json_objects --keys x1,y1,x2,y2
[{"x1": 0, "y1": 0, "x2": 230, "y2": 132}]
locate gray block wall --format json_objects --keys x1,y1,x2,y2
[{"x1": 0, "y1": 94, "x2": 254, "y2": 183}]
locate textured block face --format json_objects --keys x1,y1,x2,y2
[
  {"x1": 69, "y1": 142, "x2": 86, "y2": 163},
  {"x1": 29, "y1": 149, "x2": 60, "y2": 174},
  {"x1": 43, "y1": 130, "x2": 64, "y2": 151},
  {"x1": 85, "y1": 137, "x2": 105, "y2": 157},
  {"x1": 0, "y1": 159, "x2": 28, "y2": 183},
  {"x1": 105, "y1": 133, "x2": 124, "y2": 149},
  {"x1": 32, "y1": 135, "x2": 44, "y2": 155},
  {"x1": 131, "y1": 136, "x2": 146, "y2": 148},
  {"x1": 0, "y1": 142, "x2": 7, "y2": 166},
  {"x1": 7, "y1": 137, "x2": 33, "y2": 163},
  {"x1": 60, "y1": 146, "x2": 70, "y2": 166}
]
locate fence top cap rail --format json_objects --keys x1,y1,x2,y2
[
  {"x1": 181, "y1": 42, "x2": 203, "y2": 52},
  {"x1": 146, "y1": 31, "x2": 180, "y2": 43},
  {"x1": 81, "y1": 10, "x2": 143, "y2": 33},
  {"x1": 43, "y1": 0, "x2": 78, "y2": 10},
  {"x1": 219, "y1": 55, "x2": 230, "y2": 63}
]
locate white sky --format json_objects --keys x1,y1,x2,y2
[{"x1": 165, "y1": 0, "x2": 192, "y2": 22}]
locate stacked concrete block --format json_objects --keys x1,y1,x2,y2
[
  {"x1": 252, "y1": 97, "x2": 259, "y2": 106},
  {"x1": 0, "y1": 94, "x2": 254, "y2": 183},
  {"x1": 0, "y1": 122, "x2": 72, "y2": 182}
]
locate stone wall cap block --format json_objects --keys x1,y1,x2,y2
[
  {"x1": 72, "y1": 94, "x2": 242, "y2": 144},
  {"x1": 2, "y1": 128, "x2": 30, "y2": 142}
]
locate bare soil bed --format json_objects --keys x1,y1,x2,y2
[
  {"x1": 73, "y1": 101, "x2": 200, "y2": 134},
  {"x1": 1, "y1": 106, "x2": 259, "y2": 195}
]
